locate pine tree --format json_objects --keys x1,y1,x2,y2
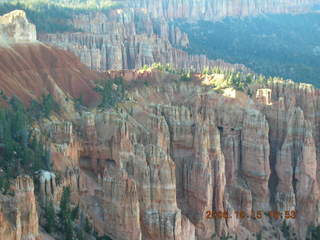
[
  {"x1": 42, "y1": 94, "x2": 53, "y2": 118},
  {"x1": 75, "y1": 95, "x2": 84, "y2": 111},
  {"x1": 59, "y1": 187, "x2": 73, "y2": 239},
  {"x1": 64, "y1": 215, "x2": 73, "y2": 240},
  {"x1": 71, "y1": 204, "x2": 79, "y2": 221},
  {"x1": 307, "y1": 225, "x2": 320, "y2": 240},
  {"x1": 256, "y1": 232, "x2": 262, "y2": 240},
  {"x1": 76, "y1": 230, "x2": 85, "y2": 240},
  {"x1": 59, "y1": 187, "x2": 71, "y2": 223},
  {"x1": 45, "y1": 200, "x2": 56, "y2": 233},
  {"x1": 84, "y1": 217, "x2": 92, "y2": 234}
]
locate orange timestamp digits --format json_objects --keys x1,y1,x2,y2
[
  {"x1": 205, "y1": 210, "x2": 264, "y2": 219},
  {"x1": 206, "y1": 210, "x2": 231, "y2": 219},
  {"x1": 268, "y1": 210, "x2": 296, "y2": 220},
  {"x1": 235, "y1": 210, "x2": 263, "y2": 219},
  {"x1": 206, "y1": 210, "x2": 297, "y2": 220}
]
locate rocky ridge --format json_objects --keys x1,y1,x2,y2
[
  {"x1": 0, "y1": 10, "x2": 37, "y2": 44},
  {"x1": 0, "y1": 43, "x2": 102, "y2": 110}
]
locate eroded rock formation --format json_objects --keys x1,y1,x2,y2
[
  {"x1": 38, "y1": 0, "x2": 320, "y2": 73},
  {"x1": 128, "y1": 0, "x2": 320, "y2": 20},
  {"x1": 0, "y1": 10, "x2": 36, "y2": 44},
  {"x1": 27, "y1": 73, "x2": 317, "y2": 240},
  {"x1": 1, "y1": 61, "x2": 320, "y2": 239},
  {"x1": 2, "y1": 7, "x2": 320, "y2": 240},
  {"x1": 0, "y1": 176, "x2": 39, "y2": 240},
  {"x1": 39, "y1": 10, "x2": 247, "y2": 72}
]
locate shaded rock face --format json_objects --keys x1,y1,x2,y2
[
  {"x1": 36, "y1": 75, "x2": 316, "y2": 239},
  {"x1": 39, "y1": 10, "x2": 248, "y2": 72},
  {"x1": 255, "y1": 81, "x2": 320, "y2": 239},
  {"x1": 0, "y1": 176, "x2": 39, "y2": 240},
  {"x1": 0, "y1": 10, "x2": 36, "y2": 44},
  {"x1": 128, "y1": 0, "x2": 320, "y2": 20}
]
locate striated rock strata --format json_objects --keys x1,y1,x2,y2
[{"x1": 0, "y1": 43, "x2": 102, "y2": 111}]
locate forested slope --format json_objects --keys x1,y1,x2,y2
[{"x1": 177, "y1": 14, "x2": 320, "y2": 87}]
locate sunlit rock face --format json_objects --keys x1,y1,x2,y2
[{"x1": 0, "y1": 10, "x2": 36, "y2": 44}]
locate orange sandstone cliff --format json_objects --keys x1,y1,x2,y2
[{"x1": 34, "y1": 71, "x2": 320, "y2": 239}]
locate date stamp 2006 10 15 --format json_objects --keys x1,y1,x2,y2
[{"x1": 205, "y1": 210, "x2": 296, "y2": 220}]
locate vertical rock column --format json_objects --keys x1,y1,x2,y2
[
  {"x1": 241, "y1": 109, "x2": 270, "y2": 210},
  {"x1": 0, "y1": 176, "x2": 40, "y2": 240},
  {"x1": 14, "y1": 176, "x2": 40, "y2": 240}
]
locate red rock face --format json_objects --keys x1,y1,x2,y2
[{"x1": 0, "y1": 43, "x2": 101, "y2": 107}]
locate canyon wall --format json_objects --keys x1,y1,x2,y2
[
  {"x1": 38, "y1": 0, "x2": 320, "y2": 72},
  {"x1": 1, "y1": 48, "x2": 320, "y2": 239},
  {"x1": 0, "y1": 10, "x2": 102, "y2": 109},
  {"x1": 128, "y1": 0, "x2": 320, "y2": 20},
  {"x1": 36, "y1": 71, "x2": 320, "y2": 239},
  {"x1": 2, "y1": 64, "x2": 320, "y2": 239},
  {"x1": 2, "y1": 7, "x2": 320, "y2": 240},
  {"x1": 39, "y1": 10, "x2": 247, "y2": 72}
]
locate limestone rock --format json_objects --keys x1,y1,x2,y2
[{"x1": 0, "y1": 10, "x2": 36, "y2": 44}]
